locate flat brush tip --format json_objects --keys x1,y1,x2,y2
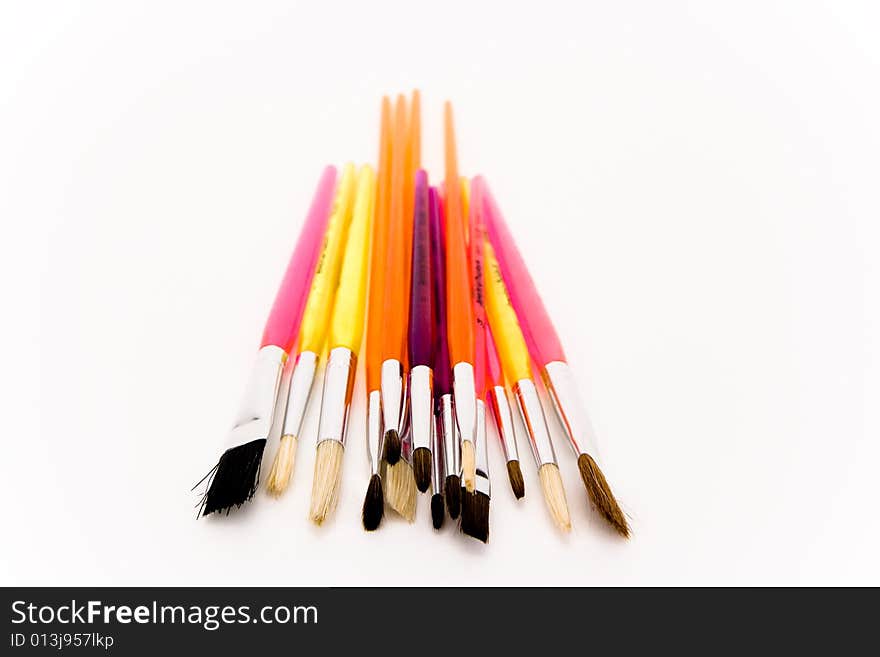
[
  {"x1": 445, "y1": 475, "x2": 461, "y2": 519},
  {"x1": 506, "y1": 460, "x2": 525, "y2": 500},
  {"x1": 361, "y1": 474, "x2": 384, "y2": 531},
  {"x1": 461, "y1": 491, "x2": 490, "y2": 543},
  {"x1": 413, "y1": 447, "x2": 432, "y2": 493},
  {"x1": 431, "y1": 494, "x2": 444, "y2": 530},
  {"x1": 578, "y1": 453, "x2": 630, "y2": 538},
  {"x1": 383, "y1": 429, "x2": 402, "y2": 465},
  {"x1": 197, "y1": 438, "x2": 266, "y2": 517}
]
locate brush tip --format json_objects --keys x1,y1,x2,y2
[
  {"x1": 385, "y1": 461, "x2": 417, "y2": 522},
  {"x1": 197, "y1": 439, "x2": 266, "y2": 517},
  {"x1": 431, "y1": 494, "x2": 445, "y2": 530},
  {"x1": 445, "y1": 475, "x2": 461, "y2": 519},
  {"x1": 383, "y1": 429, "x2": 401, "y2": 465},
  {"x1": 413, "y1": 447, "x2": 432, "y2": 493},
  {"x1": 506, "y1": 460, "x2": 525, "y2": 500},
  {"x1": 461, "y1": 491, "x2": 490, "y2": 543},
  {"x1": 361, "y1": 474, "x2": 384, "y2": 531},
  {"x1": 578, "y1": 453, "x2": 630, "y2": 538}
]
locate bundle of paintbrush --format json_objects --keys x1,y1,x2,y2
[{"x1": 195, "y1": 91, "x2": 629, "y2": 542}]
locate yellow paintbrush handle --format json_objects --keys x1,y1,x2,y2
[
  {"x1": 484, "y1": 240, "x2": 532, "y2": 383},
  {"x1": 298, "y1": 163, "x2": 357, "y2": 354},
  {"x1": 329, "y1": 165, "x2": 375, "y2": 354}
]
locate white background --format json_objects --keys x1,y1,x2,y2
[{"x1": 3, "y1": 1, "x2": 878, "y2": 586}]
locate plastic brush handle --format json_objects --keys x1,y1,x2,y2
[
  {"x1": 380, "y1": 94, "x2": 410, "y2": 363},
  {"x1": 485, "y1": 324, "x2": 504, "y2": 390},
  {"x1": 444, "y1": 102, "x2": 475, "y2": 366},
  {"x1": 484, "y1": 240, "x2": 532, "y2": 383},
  {"x1": 403, "y1": 90, "x2": 421, "y2": 278},
  {"x1": 408, "y1": 170, "x2": 433, "y2": 368},
  {"x1": 366, "y1": 97, "x2": 393, "y2": 391},
  {"x1": 430, "y1": 187, "x2": 452, "y2": 398},
  {"x1": 261, "y1": 166, "x2": 337, "y2": 352},
  {"x1": 329, "y1": 165, "x2": 375, "y2": 355},
  {"x1": 297, "y1": 163, "x2": 357, "y2": 354},
  {"x1": 480, "y1": 178, "x2": 566, "y2": 365},
  {"x1": 467, "y1": 177, "x2": 490, "y2": 396}
]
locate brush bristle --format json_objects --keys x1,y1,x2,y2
[
  {"x1": 384, "y1": 460, "x2": 416, "y2": 522},
  {"x1": 461, "y1": 441, "x2": 476, "y2": 492},
  {"x1": 461, "y1": 491, "x2": 490, "y2": 543},
  {"x1": 383, "y1": 429, "x2": 402, "y2": 464},
  {"x1": 445, "y1": 475, "x2": 461, "y2": 519},
  {"x1": 538, "y1": 463, "x2": 571, "y2": 532},
  {"x1": 198, "y1": 439, "x2": 266, "y2": 517},
  {"x1": 413, "y1": 447, "x2": 432, "y2": 493},
  {"x1": 308, "y1": 440, "x2": 344, "y2": 525},
  {"x1": 361, "y1": 473, "x2": 384, "y2": 531},
  {"x1": 265, "y1": 434, "x2": 297, "y2": 497},
  {"x1": 506, "y1": 460, "x2": 525, "y2": 500},
  {"x1": 578, "y1": 453, "x2": 630, "y2": 538},
  {"x1": 431, "y1": 494, "x2": 444, "y2": 530}
]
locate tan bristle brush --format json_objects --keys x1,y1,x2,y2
[
  {"x1": 481, "y1": 179, "x2": 629, "y2": 537},
  {"x1": 383, "y1": 91, "x2": 421, "y2": 520},
  {"x1": 484, "y1": 239, "x2": 571, "y2": 532},
  {"x1": 266, "y1": 165, "x2": 358, "y2": 496},
  {"x1": 308, "y1": 165, "x2": 375, "y2": 524}
]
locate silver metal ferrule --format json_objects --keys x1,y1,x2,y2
[
  {"x1": 452, "y1": 361, "x2": 477, "y2": 447},
  {"x1": 366, "y1": 389, "x2": 383, "y2": 475},
  {"x1": 400, "y1": 423, "x2": 413, "y2": 464},
  {"x1": 513, "y1": 378, "x2": 557, "y2": 467},
  {"x1": 281, "y1": 350, "x2": 318, "y2": 438},
  {"x1": 542, "y1": 361, "x2": 600, "y2": 459},
  {"x1": 226, "y1": 345, "x2": 286, "y2": 448},
  {"x1": 431, "y1": 412, "x2": 444, "y2": 492},
  {"x1": 381, "y1": 358, "x2": 405, "y2": 436},
  {"x1": 487, "y1": 385, "x2": 520, "y2": 464},
  {"x1": 474, "y1": 399, "x2": 490, "y2": 497},
  {"x1": 315, "y1": 347, "x2": 356, "y2": 447},
  {"x1": 409, "y1": 365, "x2": 433, "y2": 452},
  {"x1": 439, "y1": 393, "x2": 460, "y2": 477}
]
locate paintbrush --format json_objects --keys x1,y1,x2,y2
[
  {"x1": 265, "y1": 164, "x2": 358, "y2": 496},
  {"x1": 379, "y1": 94, "x2": 410, "y2": 465},
  {"x1": 408, "y1": 170, "x2": 434, "y2": 493},
  {"x1": 484, "y1": 239, "x2": 572, "y2": 532},
  {"x1": 443, "y1": 102, "x2": 478, "y2": 493},
  {"x1": 481, "y1": 179, "x2": 629, "y2": 537},
  {"x1": 460, "y1": 177, "x2": 491, "y2": 541},
  {"x1": 196, "y1": 166, "x2": 336, "y2": 516},
  {"x1": 361, "y1": 96, "x2": 393, "y2": 531},
  {"x1": 309, "y1": 165, "x2": 375, "y2": 524},
  {"x1": 430, "y1": 186, "x2": 460, "y2": 520},
  {"x1": 469, "y1": 178, "x2": 524, "y2": 500}
]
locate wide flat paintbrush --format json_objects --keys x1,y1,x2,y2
[
  {"x1": 481, "y1": 179, "x2": 629, "y2": 537},
  {"x1": 196, "y1": 165, "x2": 336, "y2": 517},
  {"x1": 309, "y1": 165, "x2": 375, "y2": 524},
  {"x1": 443, "y1": 102, "x2": 478, "y2": 493},
  {"x1": 484, "y1": 239, "x2": 571, "y2": 532},
  {"x1": 265, "y1": 164, "x2": 357, "y2": 496},
  {"x1": 362, "y1": 96, "x2": 392, "y2": 531},
  {"x1": 408, "y1": 170, "x2": 434, "y2": 493},
  {"x1": 430, "y1": 186, "x2": 460, "y2": 521}
]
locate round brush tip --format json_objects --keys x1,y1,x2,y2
[
  {"x1": 577, "y1": 453, "x2": 630, "y2": 538},
  {"x1": 383, "y1": 429, "x2": 402, "y2": 465},
  {"x1": 431, "y1": 494, "x2": 445, "y2": 530},
  {"x1": 413, "y1": 447, "x2": 432, "y2": 493},
  {"x1": 506, "y1": 460, "x2": 525, "y2": 500},
  {"x1": 445, "y1": 475, "x2": 461, "y2": 519},
  {"x1": 361, "y1": 473, "x2": 384, "y2": 531}
]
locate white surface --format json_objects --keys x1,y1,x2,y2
[{"x1": 3, "y1": 1, "x2": 879, "y2": 586}]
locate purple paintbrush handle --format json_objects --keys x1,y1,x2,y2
[
  {"x1": 408, "y1": 170, "x2": 433, "y2": 368},
  {"x1": 430, "y1": 186, "x2": 452, "y2": 397}
]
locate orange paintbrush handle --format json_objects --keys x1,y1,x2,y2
[
  {"x1": 381, "y1": 94, "x2": 409, "y2": 363},
  {"x1": 444, "y1": 102, "x2": 474, "y2": 365},
  {"x1": 366, "y1": 96, "x2": 392, "y2": 391}
]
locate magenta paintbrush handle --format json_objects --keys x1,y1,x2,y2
[
  {"x1": 260, "y1": 166, "x2": 336, "y2": 352},
  {"x1": 430, "y1": 187, "x2": 452, "y2": 398},
  {"x1": 479, "y1": 177, "x2": 566, "y2": 365},
  {"x1": 408, "y1": 170, "x2": 433, "y2": 368}
]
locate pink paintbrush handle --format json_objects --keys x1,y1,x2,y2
[
  {"x1": 260, "y1": 166, "x2": 337, "y2": 352},
  {"x1": 478, "y1": 176, "x2": 566, "y2": 365}
]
